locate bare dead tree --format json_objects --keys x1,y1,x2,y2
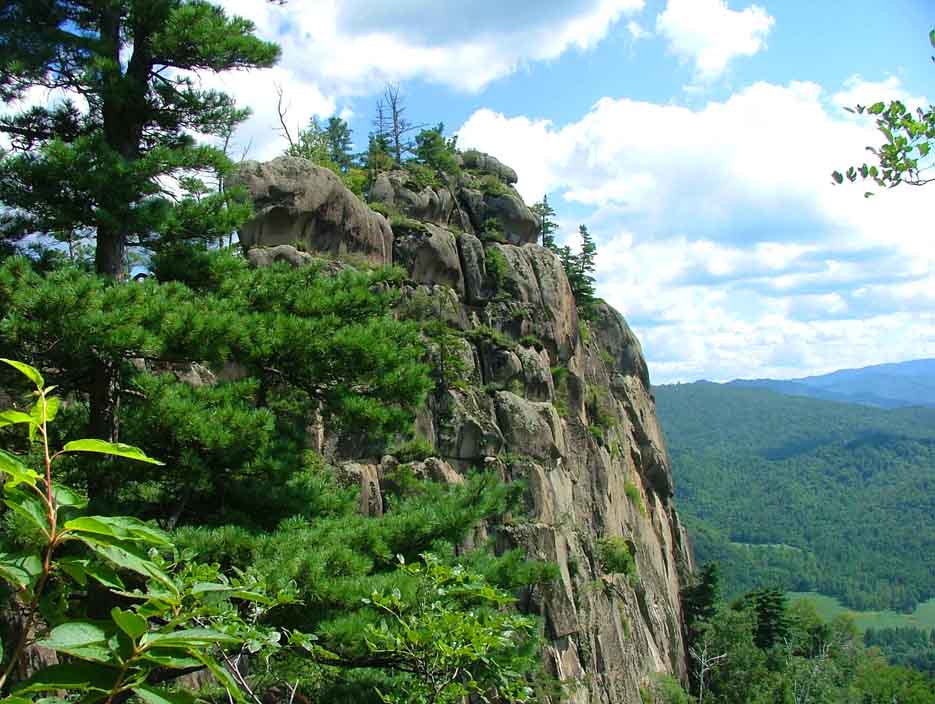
[
  {"x1": 689, "y1": 634, "x2": 728, "y2": 704},
  {"x1": 274, "y1": 83, "x2": 297, "y2": 150},
  {"x1": 374, "y1": 83, "x2": 425, "y2": 165}
]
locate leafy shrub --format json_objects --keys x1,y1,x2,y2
[
  {"x1": 477, "y1": 174, "x2": 510, "y2": 198},
  {"x1": 596, "y1": 536, "x2": 638, "y2": 580},
  {"x1": 579, "y1": 319, "x2": 592, "y2": 346},
  {"x1": 625, "y1": 479, "x2": 648, "y2": 517},
  {"x1": 404, "y1": 161, "x2": 440, "y2": 190},
  {"x1": 485, "y1": 245, "x2": 509, "y2": 289},
  {"x1": 479, "y1": 217, "x2": 506, "y2": 243},
  {"x1": 390, "y1": 213, "x2": 428, "y2": 234},
  {"x1": 368, "y1": 200, "x2": 394, "y2": 218},
  {"x1": 589, "y1": 425, "x2": 605, "y2": 445},
  {"x1": 519, "y1": 334, "x2": 545, "y2": 351},
  {"x1": 390, "y1": 435, "x2": 435, "y2": 463}
]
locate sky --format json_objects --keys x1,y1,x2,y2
[{"x1": 20, "y1": 0, "x2": 935, "y2": 384}]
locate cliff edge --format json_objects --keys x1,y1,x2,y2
[{"x1": 233, "y1": 153, "x2": 693, "y2": 702}]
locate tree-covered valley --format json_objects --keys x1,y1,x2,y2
[{"x1": 656, "y1": 380, "x2": 935, "y2": 612}]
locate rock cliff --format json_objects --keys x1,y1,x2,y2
[{"x1": 234, "y1": 154, "x2": 692, "y2": 703}]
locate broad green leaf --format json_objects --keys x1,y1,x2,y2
[
  {"x1": 65, "y1": 516, "x2": 171, "y2": 546},
  {"x1": 1, "y1": 696, "x2": 33, "y2": 704},
  {"x1": 930, "y1": 28, "x2": 934, "y2": 49},
  {"x1": 831, "y1": 171, "x2": 843, "y2": 184},
  {"x1": 141, "y1": 649, "x2": 201, "y2": 669},
  {"x1": 13, "y1": 662, "x2": 120, "y2": 694},
  {"x1": 133, "y1": 685, "x2": 196, "y2": 704},
  {"x1": 73, "y1": 534, "x2": 176, "y2": 593},
  {"x1": 0, "y1": 449, "x2": 40, "y2": 489},
  {"x1": 0, "y1": 359, "x2": 44, "y2": 389},
  {"x1": 111, "y1": 608, "x2": 148, "y2": 640},
  {"x1": 141, "y1": 628, "x2": 239, "y2": 649},
  {"x1": 52, "y1": 484, "x2": 88, "y2": 510},
  {"x1": 37, "y1": 622, "x2": 112, "y2": 663},
  {"x1": 0, "y1": 410, "x2": 35, "y2": 429},
  {"x1": 868, "y1": 102, "x2": 885, "y2": 115},
  {"x1": 4, "y1": 489, "x2": 50, "y2": 537},
  {"x1": 0, "y1": 552, "x2": 42, "y2": 590},
  {"x1": 190, "y1": 651, "x2": 246, "y2": 703},
  {"x1": 58, "y1": 558, "x2": 125, "y2": 590},
  {"x1": 30, "y1": 396, "x2": 60, "y2": 427},
  {"x1": 61, "y1": 440, "x2": 164, "y2": 465}
]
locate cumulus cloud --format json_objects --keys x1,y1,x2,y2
[
  {"x1": 456, "y1": 77, "x2": 935, "y2": 382},
  {"x1": 655, "y1": 0, "x2": 775, "y2": 81},
  {"x1": 205, "y1": 0, "x2": 644, "y2": 159}
]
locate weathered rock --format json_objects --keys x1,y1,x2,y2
[
  {"x1": 336, "y1": 462, "x2": 384, "y2": 517},
  {"x1": 246, "y1": 244, "x2": 315, "y2": 269},
  {"x1": 462, "y1": 149, "x2": 519, "y2": 184},
  {"x1": 457, "y1": 231, "x2": 494, "y2": 304},
  {"x1": 435, "y1": 389, "x2": 504, "y2": 461},
  {"x1": 371, "y1": 169, "x2": 457, "y2": 226},
  {"x1": 392, "y1": 223, "x2": 465, "y2": 296},
  {"x1": 482, "y1": 244, "x2": 579, "y2": 360},
  {"x1": 232, "y1": 157, "x2": 393, "y2": 266},
  {"x1": 459, "y1": 186, "x2": 540, "y2": 245},
  {"x1": 493, "y1": 391, "x2": 565, "y2": 461},
  {"x1": 516, "y1": 345, "x2": 554, "y2": 402},
  {"x1": 591, "y1": 301, "x2": 651, "y2": 389}
]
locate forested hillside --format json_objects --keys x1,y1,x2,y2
[{"x1": 656, "y1": 382, "x2": 935, "y2": 611}]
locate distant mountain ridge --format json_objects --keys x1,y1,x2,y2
[{"x1": 728, "y1": 358, "x2": 935, "y2": 409}]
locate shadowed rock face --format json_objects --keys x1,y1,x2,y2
[
  {"x1": 231, "y1": 157, "x2": 393, "y2": 266},
  {"x1": 241, "y1": 155, "x2": 692, "y2": 703}
]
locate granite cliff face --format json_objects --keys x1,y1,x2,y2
[{"x1": 234, "y1": 154, "x2": 692, "y2": 702}]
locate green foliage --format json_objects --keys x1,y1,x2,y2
[
  {"x1": 361, "y1": 554, "x2": 540, "y2": 704},
  {"x1": 684, "y1": 577, "x2": 935, "y2": 704},
  {"x1": 368, "y1": 201, "x2": 395, "y2": 218},
  {"x1": 530, "y1": 196, "x2": 559, "y2": 250},
  {"x1": 578, "y1": 319, "x2": 592, "y2": 346},
  {"x1": 0, "y1": 1, "x2": 279, "y2": 276},
  {"x1": 0, "y1": 252, "x2": 431, "y2": 520},
  {"x1": 832, "y1": 30, "x2": 935, "y2": 194},
  {"x1": 656, "y1": 381, "x2": 935, "y2": 611},
  {"x1": 402, "y1": 162, "x2": 440, "y2": 190},
  {"x1": 476, "y1": 174, "x2": 510, "y2": 198},
  {"x1": 388, "y1": 437, "x2": 434, "y2": 463},
  {"x1": 389, "y1": 214, "x2": 428, "y2": 235},
  {"x1": 624, "y1": 480, "x2": 647, "y2": 517},
  {"x1": 595, "y1": 536, "x2": 637, "y2": 580},
  {"x1": 518, "y1": 335, "x2": 545, "y2": 351},
  {"x1": 0, "y1": 359, "x2": 297, "y2": 700},
  {"x1": 640, "y1": 674, "x2": 695, "y2": 704},
  {"x1": 484, "y1": 245, "x2": 509, "y2": 290},
  {"x1": 479, "y1": 218, "x2": 507, "y2": 243},
  {"x1": 412, "y1": 123, "x2": 460, "y2": 178}
]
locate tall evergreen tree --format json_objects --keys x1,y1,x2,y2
[
  {"x1": 0, "y1": 1, "x2": 279, "y2": 461},
  {"x1": 325, "y1": 116, "x2": 354, "y2": 171},
  {"x1": 531, "y1": 195, "x2": 558, "y2": 250}
]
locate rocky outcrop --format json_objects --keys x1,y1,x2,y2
[
  {"x1": 392, "y1": 223, "x2": 465, "y2": 297},
  {"x1": 232, "y1": 157, "x2": 393, "y2": 265},
  {"x1": 241, "y1": 153, "x2": 692, "y2": 703},
  {"x1": 371, "y1": 169, "x2": 472, "y2": 231},
  {"x1": 462, "y1": 149, "x2": 519, "y2": 184}
]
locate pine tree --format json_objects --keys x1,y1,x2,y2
[
  {"x1": 0, "y1": 1, "x2": 279, "y2": 459},
  {"x1": 531, "y1": 195, "x2": 559, "y2": 250},
  {"x1": 325, "y1": 116, "x2": 354, "y2": 171}
]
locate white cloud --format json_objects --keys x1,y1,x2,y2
[
  {"x1": 627, "y1": 20, "x2": 651, "y2": 40},
  {"x1": 456, "y1": 77, "x2": 935, "y2": 382},
  {"x1": 655, "y1": 0, "x2": 774, "y2": 81},
  {"x1": 206, "y1": 0, "x2": 644, "y2": 159}
]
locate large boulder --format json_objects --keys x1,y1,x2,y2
[
  {"x1": 459, "y1": 186, "x2": 540, "y2": 245},
  {"x1": 482, "y1": 244, "x2": 579, "y2": 360},
  {"x1": 232, "y1": 157, "x2": 393, "y2": 266},
  {"x1": 493, "y1": 391, "x2": 565, "y2": 461},
  {"x1": 392, "y1": 223, "x2": 465, "y2": 296},
  {"x1": 590, "y1": 301, "x2": 651, "y2": 389},
  {"x1": 371, "y1": 169, "x2": 460, "y2": 227},
  {"x1": 461, "y1": 150, "x2": 518, "y2": 184}
]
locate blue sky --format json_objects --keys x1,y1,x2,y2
[{"x1": 209, "y1": 1, "x2": 932, "y2": 381}]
